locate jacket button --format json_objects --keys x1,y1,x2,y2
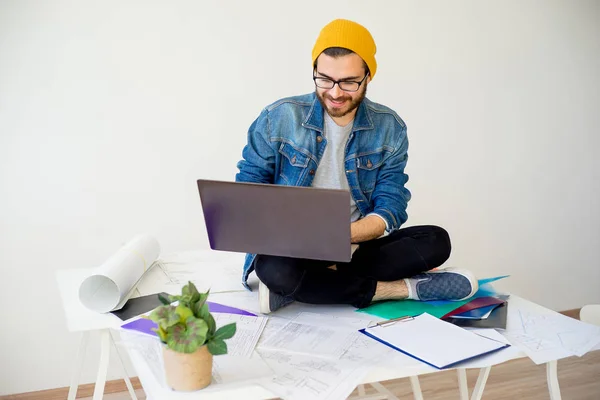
[
  {"x1": 309, "y1": 169, "x2": 315, "y2": 175},
  {"x1": 316, "y1": 136, "x2": 323, "y2": 143}
]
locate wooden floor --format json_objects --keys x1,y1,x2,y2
[{"x1": 74, "y1": 351, "x2": 600, "y2": 400}]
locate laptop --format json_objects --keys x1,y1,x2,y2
[{"x1": 196, "y1": 179, "x2": 352, "y2": 262}]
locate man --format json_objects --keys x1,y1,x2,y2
[{"x1": 236, "y1": 19, "x2": 478, "y2": 314}]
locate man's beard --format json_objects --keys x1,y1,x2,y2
[{"x1": 316, "y1": 87, "x2": 367, "y2": 119}]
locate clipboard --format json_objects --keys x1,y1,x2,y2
[{"x1": 359, "y1": 313, "x2": 510, "y2": 369}]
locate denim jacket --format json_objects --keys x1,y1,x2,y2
[{"x1": 235, "y1": 92, "x2": 411, "y2": 289}]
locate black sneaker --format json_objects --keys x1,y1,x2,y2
[{"x1": 258, "y1": 279, "x2": 294, "y2": 314}]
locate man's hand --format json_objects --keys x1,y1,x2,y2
[{"x1": 351, "y1": 215, "x2": 386, "y2": 243}]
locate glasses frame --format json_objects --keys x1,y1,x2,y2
[{"x1": 312, "y1": 70, "x2": 369, "y2": 92}]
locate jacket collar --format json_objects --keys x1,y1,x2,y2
[{"x1": 302, "y1": 93, "x2": 374, "y2": 133}]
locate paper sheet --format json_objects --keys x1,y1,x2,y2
[
  {"x1": 516, "y1": 311, "x2": 600, "y2": 356},
  {"x1": 213, "y1": 313, "x2": 267, "y2": 357},
  {"x1": 501, "y1": 296, "x2": 600, "y2": 364},
  {"x1": 118, "y1": 330, "x2": 273, "y2": 390},
  {"x1": 135, "y1": 256, "x2": 244, "y2": 297},
  {"x1": 292, "y1": 312, "x2": 371, "y2": 330},
  {"x1": 257, "y1": 316, "x2": 292, "y2": 346},
  {"x1": 287, "y1": 312, "x2": 393, "y2": 363},
  {"x1": 121, "y1": 311, "x2": 266, "y2": 359},
  {"x1": 259, "y1": 320, "x2": 357, "y2": 359},
  {"x1": 210, "y1": 354, "x2": 273, "y2": 387},
  {"x1": 257, "y1": 312, "x2": 386, "y2": 400},
  {"x1": 502, "y1": 300, "x2": 600, "y2": 364},
  {"x1": 502, "y1": 331, "x2": 572, "y2": 364},
  {"x1": 78, "y1": 235, "x2": 161, "y2": 313},
  {"x1": 453, "y1": 328, "x2": 523, "y2": 368},
  {"x1": 118, "y1": 331, "x2": 167, "y2": 387},
  {"x1": 258, "y1": 349, "x2": 371, "y2": 400}
]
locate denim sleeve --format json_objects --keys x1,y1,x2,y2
[
  {"x1": 235, "y1": 109, "x2": 275, "y2": 184},
  {"x1": 365, "y1": 213, "x2": 390, "y2": 237},
  {"x1": 370, "y1": 127, "x2": 411, "y2": 232}
]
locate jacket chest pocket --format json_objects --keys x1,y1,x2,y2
[
  {"x1": 356, "y1": 151, "x2": 385, "y2": 194},
  {"x1": 278, "y1": 142, "x2": 310, "y2": 185}
]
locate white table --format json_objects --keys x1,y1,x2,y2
[
  {"x1": 56, "y1": 251, "x2": 592, "y2": 400},
  {"x1": 125, "y1": 289, "x2": 558, "y2": 400}
]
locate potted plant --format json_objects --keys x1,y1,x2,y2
[{"x1": 146, "y1": 281, "x2": 236, "y2": 391}]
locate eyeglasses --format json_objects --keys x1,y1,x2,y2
[{"x1": 312, "y1": 71, "x2": 368, "y2": 92}]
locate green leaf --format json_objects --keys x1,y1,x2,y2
[
  {"x1": 207, "y1": 339, "x2": 228, "y2": 355},
  {"x1": 197, "y1": 303, "x2": 216, "y2": 336},
  {"x1": 206, "y1": 313, "x2": 217, "y2": 336},
  {"x1": 169, "y1": 295, "x2": 182, "y2": 303},
  {"x1": 190, "y1": 291, "x2": 201, "y2": 304},
  {"x1": 148, "y1": 305, "x2": 179, "y2": 331},
  {"x1": 148, "y1": 305, "x2": 172, "y2": 321},
  {"x1": 182, "y1": 281, "x2": 200, "y2": 297},
  {"x1": 152, "y1": 326, "x2": 168, "y2": 342},
  {"x1": 167, "y1": 323, "x2": 199, "y2": 353},
  {"x1": 163, "y1": 313, "x2": 181, "y2": 330},
  {"x1": 176, "y1": 305, "x2": 193, "y2": 322},
  {"x1": 148, "y1": 305, "x2": 179, "y2": 329},
  {"x1": 198, "y1": 302, "x2": 209, "y2": 319},
  {"x1": 193, "y1": 297, "x2": 209, "y2": 318},
  {"x1": 185, "y1": 317, "x2": 209, "y2": 340},
  {"x1": 199, "y1": 291, "x2": 209, "y2": 305},
  {"x1": 165, "y1": 318, "x2": 209, "y2": 353},
  {"x1": 158, "y1": 293, "x2": 172, "y2": 305},
  {"x1": 180, "y1": 293, "x2": 193, "y2": 305},
  {"x1": 213, "y1": 323, "x2": 236, "y2": 341},
  {"x1": 189, "y1": 281, "x2": 199, "y2": 294}
]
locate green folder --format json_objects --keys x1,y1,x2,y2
[
  {"x1": 357, "y1": 298, "x2": 470, "y2": 319},
  {"x1": 356, "y1": 276, "x2": 509, "y2": 320}
]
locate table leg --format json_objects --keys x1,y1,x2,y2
[
  {"x1": 457, "y1": 368, "x2": 469, "y2": 400},
  {"x1": 408, "y1": 376, "x2": 424, "y2": 400},
  {"x1": 357, "y1": 384, "x2": 366, "y2": 396},
  {"x1": 92, "y1": 329, "x2": 111, "y2": 400},
  {"x1": 371, "y1": 381, "x2": 402, "y2": 400},
  {"x1": 348, "y1": 383, "x2": 387, "y2": 400},
  {"x1": 546, "y1": 360, "x2": 562, "y2": 400},
  {"x1": 470, "y1": 366, "x2": 491, "y2": 400},
  {"x1": 110, "y1": 330, "x2": 138, "y2": 400},
  {"x1": 67, "y1": 331, "x2": 90, "y2": 400}
]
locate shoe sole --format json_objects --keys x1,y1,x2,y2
[{"x1": 258, "y1": 280, "x2": 271, "y2": 314}]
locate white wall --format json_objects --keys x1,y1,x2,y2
[{"x1": 1, "y1": 0, "x2": 598, "y2": 394}]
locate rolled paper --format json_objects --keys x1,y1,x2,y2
[{"x1": 79, "y1": 234, "x2": 160, "y2": 313}]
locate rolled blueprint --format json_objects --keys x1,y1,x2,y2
[{"x1": 79, "y1": 234, "x2": 161, "y2": 313}]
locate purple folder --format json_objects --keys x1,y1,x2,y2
[
  {"x1": 207, "y1": 301, "x2": 256, "y2": 317},
  {"x1": 121, "y1": 301, "x2": 256, "y2": 337}
]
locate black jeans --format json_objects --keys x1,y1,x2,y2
[{"x1": 254, "y1": 225, "x2": 451, "y2": 308}]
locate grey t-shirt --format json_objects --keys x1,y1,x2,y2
[{"x1": 311, "y1": 112, "x2": 362, "y2": 223}]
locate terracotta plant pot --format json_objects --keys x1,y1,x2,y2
[{"x1": 162, "y1": 345, "x2": 213, "y2": 391}]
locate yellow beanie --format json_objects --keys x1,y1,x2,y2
[{"x1": 311, "y1": 19, "x2": 377, "y2": 79}]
